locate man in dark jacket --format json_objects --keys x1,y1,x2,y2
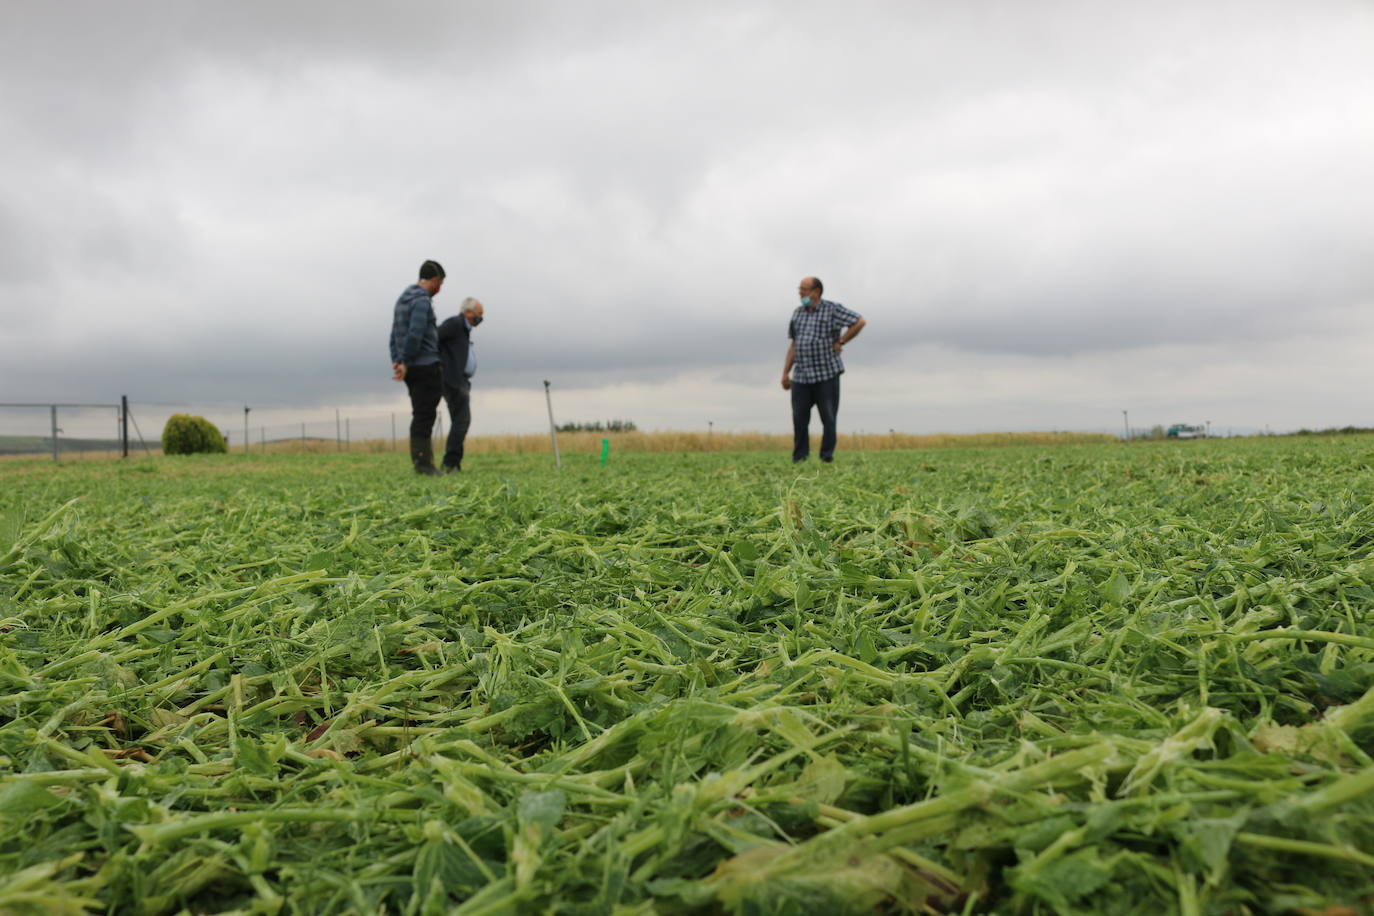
[
  {"x1": 390, "y1": 260, "x2": 445, "y2": 475},
  {"x1": 437, "y1": 297, "x2": 484, "y2": 473}
]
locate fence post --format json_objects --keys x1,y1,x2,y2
[
  {"x1": 301, "y1": 422, "x2": 306, "y2": 451},
  {"x1": 243, "y1": 406, "x2": 250, "y2": 456},
  {"x1": 345, "y1": 417, "x2": 350, "y2": 452},
  {"x1": 544, "y1": 380, "x2": 562, "y2": 470},
  {"x1": 121, "y1": 395, "x2": 129, "y2": 458},
  {"x1": 51, "y1": 404, "x2": 59, "y2": 463}
]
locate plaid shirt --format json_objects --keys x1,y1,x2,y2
[{"x1": 788, "y1": 299, "x2": 862, "y2": 383}]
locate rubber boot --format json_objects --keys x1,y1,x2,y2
[{"x1": 409, "y1": 436, "x2": 441, "y2": 476}]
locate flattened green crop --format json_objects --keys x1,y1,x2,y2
[{"x1": 3, "y1": 440, "x2": 1374, "y2": 913}]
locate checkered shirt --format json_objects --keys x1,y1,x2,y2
[{"x1": 788, "y1": 299, "x2": 862, "y2": 383}]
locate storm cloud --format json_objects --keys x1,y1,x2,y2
[{"x1": 2, "y1": 1, "x2": 1371, "y2": 435}]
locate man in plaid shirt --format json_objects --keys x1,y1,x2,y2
[{"x1": 781, "y1": 277, "x2": 867, "y2": 463}]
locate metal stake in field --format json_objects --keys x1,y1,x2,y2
[
  {"x1": 243, "y1": 406, "x2": 250, "y2": 455},
  {"x1": 544, "y1": 380, "x2": 562, "y2": 470},
  {"x1": 1122, "y1": 409, "x2": 1129, "y2": 443}
]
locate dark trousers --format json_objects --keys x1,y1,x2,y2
[
  {"x1": 403, "y1": 363, "x2": 443, "y2": 439},
  {"x1": 791, "y1": 375, "x2": 840, "y2": 461},
  {"x1": 442, "y1": 377, "x2": 472, "y2": 470}
]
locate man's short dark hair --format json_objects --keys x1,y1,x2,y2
[
  {"x1": 419, "y1": 260, "x2": 446, "y2": 281},
  {"x1": 813, "y1": 277, "x2": 824, "y2": 295}
]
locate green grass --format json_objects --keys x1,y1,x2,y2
[{"x1": 3, "y1": 440, "x2": 1374, "y2": 914}]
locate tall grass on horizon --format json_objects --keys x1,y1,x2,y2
[
  {"x1": 0, "y1": 429, "x2": 1119, "y2": 461},
  {"x1": 294, "y1": 429, "x2": 1118, "y2": 455}
]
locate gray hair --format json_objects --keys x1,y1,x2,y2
[{"x1": 461, "y1": 297, "x2": 481, "y2": 313}]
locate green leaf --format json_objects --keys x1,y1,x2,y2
[
  {"x1": 1011, "y1": 847, "x2": 1115, "y2": 909},
  {"x1": 1101, "y1": 569, "x2": 1133, "y2": 604},
  {"x1": 1014, "y1": 815, "x2": 1077, "y2": 853},
  {"x1": 855, "y1": 628, "x2": 878, "y2": 664},
  {"x1": 517, "y1": 789, "x2": 566, "y2": 832},
  {"x1": 731, "y1": 540, "x2": 758, "y2": 562},
  {"x1": 234, "y1": 737, "x2": 277, "y2": 776},
  {"x1": 0, "y1": 781, "x2": 65, "y2": 819},
  {"x1": 792, "y1": 755, "x2": 847, "y2": 805},
  {"x1": 1173, "y1": 813, "x2": 1247, "y2": 886},
  {"x1": 0, "y1": 511, "x2": 23, "y2": 554}
]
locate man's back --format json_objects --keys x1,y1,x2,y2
[{"x1": 391, "y1": 284, "x2": 439, "y2": 367}]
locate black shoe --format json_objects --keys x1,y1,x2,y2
[
  {"x1": 792, "y1": 456, "x2": 808, "y2": 463},
  {"x1": 442, "y1": 464, "x2": 461, "y2": 475},
  {"x1": 820, "y1": 457, "x2": 834, "y2": 463},
  {"x1": 409, "y1": 436, "x2": 441, "y2": 476}
]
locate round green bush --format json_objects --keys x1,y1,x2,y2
[{"x1": 161, "y1": 413, "x2": 228, "y2": 455}]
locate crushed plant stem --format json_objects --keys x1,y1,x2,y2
[{"x1": 3, "y1": 439, "x2": 1374, "y2": 913}]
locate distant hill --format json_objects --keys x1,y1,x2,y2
[{"x1": 0, "y1": 435, "x2": 126, "y2": 455}]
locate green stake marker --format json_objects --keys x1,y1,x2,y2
[{"x1": 601, "y1": 438, "x2": 610, "y2": 466}]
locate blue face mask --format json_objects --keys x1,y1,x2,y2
[{"x1": 800, "y1": 297, "x2": 814, "y2": 308}]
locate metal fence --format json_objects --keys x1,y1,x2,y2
[
  {"x1": 218, "y1": 407, "x2": 424, "y2": 455},
  {"x1": 0, "y1": 400, "x2": 129, "y2": 461},
  {"x1": 0, "y1": 398, "x2": 428, "y2": 462},
  {"x1": 5, "y1": 396, "x2": 1234, "y2": 463}
]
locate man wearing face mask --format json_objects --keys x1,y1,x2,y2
[
  {"x1": 437, "y1": 298, "x2": 485, "y2": 473},
  {"x1": 781, "y1": 277, "x2": 866, "y2": 463}
]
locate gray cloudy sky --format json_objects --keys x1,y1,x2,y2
[{"x1": 2, "y1": 0, "x2": 1372, "y2": 439}]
